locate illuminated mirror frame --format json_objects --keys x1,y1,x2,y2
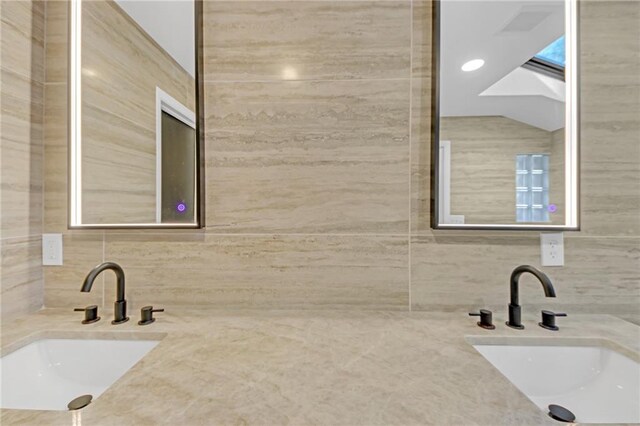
[
  {"x1": 431, "y1": 0, "x2": 579, "y2": 231},
  {"x1": 68, "y1": 0, "x2": 205, "y2": 229}
]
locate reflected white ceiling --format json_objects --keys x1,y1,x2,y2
[
  {"x1": 440, "y1": 0, "x2": 565, "y2": 131},
  {"x1": 115, "y1": 0, "x2": 195, "y2": 77}
]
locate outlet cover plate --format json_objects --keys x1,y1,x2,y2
[
  {"x1": 42, "y1": 233, "x2": 63, "y2": 266},
  {"x1": 541, "y1": 232, "x2": 564, "y2": 266}
]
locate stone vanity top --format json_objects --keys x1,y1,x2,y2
[{"x1": 1, "y1": 309, "x2": 638, "y2": 425}]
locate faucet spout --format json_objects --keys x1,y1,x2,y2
[
  {"x1": 507, "y1": 265, "x2": 556, "y2": 329},
  {"x1": 81, "y1": 262, "x2": 129, "y2": 324},
  {"x1": 509, "y1": 265, "x2": 556, "y2": 306}
]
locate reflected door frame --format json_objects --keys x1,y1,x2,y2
[{"x1": 155, "y1": 87, "x2": 196, "y2": 223}]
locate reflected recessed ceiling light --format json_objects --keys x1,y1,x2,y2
[
  {"x1": 82, "y1": 68, "x2": 97, "y2": 77},
  {"x1": 281, "y1": 66, "x2": 298, "y2": 80},
  {"x1": 461, "y1": 59, "x2": 485, "y2": 72}
]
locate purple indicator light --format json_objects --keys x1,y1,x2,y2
[
  {"x1": 548, "y1": 204, "x2": 557, "y2": 213},
  {"x1": 176, "y1": 202, "x2": 187, "y2": 213}
]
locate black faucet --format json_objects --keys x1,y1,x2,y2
[
  {"x1": 81, "y1": 262, "x2": 129, "y2": 324},
  {"x1": 507, "y1": 265, "x2": 556, "y2": 329}
]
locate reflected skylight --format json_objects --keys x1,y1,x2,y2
[{"x1": 534, "y1": 36, "x2": 565, "y2": 68}]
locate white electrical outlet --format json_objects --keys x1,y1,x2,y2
[
  {"x1": 541, "y1": 232, "x2": 564, "y2": 266},
  {"x1": 42, "y1": 234, "x2": 63, "y2": 266}
]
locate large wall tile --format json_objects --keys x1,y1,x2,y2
[
  {"x1": 203, "y1": 1, "x2": 410, "y2": 81},
  {"x1": 579, "y1": 0, "x2": 640, "y2": 236},
  {"x1": 0, "y1": 69, "x2": 43, "y2": 238},
  {"x1": 1, "y1": 0, "x2": 45, "y2": 322},
  {"x1": 0, "y1": 236, "x2": 43, "y2": 323},
  {"x1": 43, "y1": 83, "x2": 67, "y2": 232},
  {"x1": 412, "y1": 1, "x2": 432, "y2": 79},
  {"x1": 411, "y1": 235, "x2": 640, "y2": 317},
  {"x1": 104, "y1": 233, "x2": 408, "y2": 310},
  {"x1": 410, "y1": 76, "x2": 432, "y2": 234},
  {"x1": 44, "y1": 0, "x2": 68, "y2": 84},
  {"x1": 205, "y1": 80, "x2": 410, "y2": 233},
  {"x1": 0, "y1": 0, "x2": 45, "y2": 81}
]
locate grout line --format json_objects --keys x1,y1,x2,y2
[
  {"x1": 0, "y1": 235, "x2": 45, "y2": 243},
  {"x1": 102, "y1": 232, "x2": 106, "y2": 307},
  {"x1": 66, "y1": 231, "x2": 640, "y2": 239},
  {"x1": 42, "y1": 0, "x2": 48, "y2": 85},
  {"x1": 101, "y1": 232, "x2": 410, "y2": 238},
  {"x1": 408, "y1": 0, "x2": 414, "y2": 312},
  {"x1": 202, "y1": 77, "x2": 411, "y2": 84},
  {"x1": 0, "y1": 66, "x2": 45, "y2": 84}
]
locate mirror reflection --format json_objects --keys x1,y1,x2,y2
[
  {"x1": 435, "y1": 0, "x2": 578, "y2": 229},
  {"x1": 71, "y1": 0, "x2": 199, "y2": 227}
]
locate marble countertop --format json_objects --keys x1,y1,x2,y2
[{"x1": 1, "y1": 309, "x2": 638, "y2": 425}]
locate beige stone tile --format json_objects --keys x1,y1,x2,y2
[
  {"x1": 0, "y1": 69, "x2": 44, "y2": 238},
  {"x1": 0, "y1": 236, "x2": 43, "y2": 323},
  {"x1": 44, "y1": 0, "x2": 68, "y2": 84},
  {"x1": 43, "y1": 83, "x2": 68, "y2": 232},
  {"x1": 411, "y1": 235, "x2": 640, "y2": 317},
  {"x1": 205, "y1": 79, "x2": 410, "y2": 233},
  {"x1": 0, "y1": 0, "x2": 45, "y2": 82},
  {"x1": 410, "y1": 76, "x2": 432, "y2": 234},
  {"x1": 412, "y1": 1, "x2": 432, "y2": 79},
  {"x1": 104, "y1": 233, "x2": 408, "y2": 310},
  {"x1": 203, "y1": 1, "x2": 411, "y2": 81},
  {"x1": 578, "y1": 0, "x2": 640, "y2": 236},
  {"x1": 409, "y1": 0, "x2": 433, "y2": 234},
  {"x1": 44, "y1": 232, "x2": 104, "y2": 308}
]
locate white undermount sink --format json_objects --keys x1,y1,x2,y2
[
  {"x1": 471, "y1": 340, "x2": 640, "y2": 424},
  {"x1": 0, "y1": 337, "x2": 160, "y2": 411}
]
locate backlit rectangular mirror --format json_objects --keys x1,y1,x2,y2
[
  {"x1": 432, "y1": 0, "x2": 579, "y2": 230},
  {"x1": 69, "y1": 0, "x2": 203, "y2": 228}
]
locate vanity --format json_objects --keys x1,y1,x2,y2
[
  {"x1": 2, "y1": 0, "x2": 636, "y2": 423},
  {"x1": 1, "y1": 310, "x2": 638, "y2": 425}
]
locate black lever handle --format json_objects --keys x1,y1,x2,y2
[
  {"x1": 539, "y1": 310, "x2": 567, "y2": 331},
  {"x1": 138, "y1": 306, "x2": 164, "y2": 326},
  {"x1": 469, "y1": 309, "x2": 495, "y2": 330},
  {"x1": 74, "y1": 305, "x2": 100, "y2": 324}
]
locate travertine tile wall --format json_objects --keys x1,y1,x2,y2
[
  {"x1": 81, "y1": 0, "x2": 196, "y2": 224},
  {"x1": 42, "y1": 1, "x2": 639, "y2": 320},
  {"x1": 441, "y1": 116, "x2": 563, "y2": 224},
  {"x1": 0, "y1": 0, "x2": 45, "y2": 322}
]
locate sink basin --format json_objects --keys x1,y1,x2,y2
[
  {"x1": 0, "y1": 337, "x2": 160, "y2": 411},
  {"x1": 472, "y1": 341, "x2": 640, "y2": 424}
]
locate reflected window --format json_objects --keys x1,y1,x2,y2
[
  {"x1": 516, "y1": 154, "x2": 550, "y2": 223},
  {"x1": 523, "y1": 36, "x2": 565, "y2": 80},
  {"x1": 535, "y1": 35, "x2": 566, "y2": 67}
]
